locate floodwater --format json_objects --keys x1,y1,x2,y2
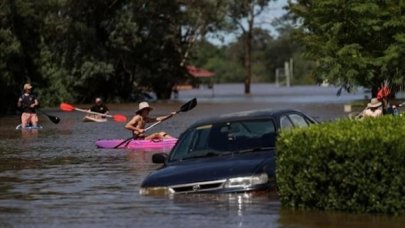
[{"x1": 1, "y1": 84, "x2": 405, "y2": 227}]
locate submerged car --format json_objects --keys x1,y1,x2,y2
[{"x1": 140, "y1": 109, "x2": 317, "y2": 195}]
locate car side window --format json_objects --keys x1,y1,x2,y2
[
  {"x1": 169, "y1": 126, "x2": 211, "y2": 159},
  {"x1": 280, "y1": 115, "x2": 293, "y2": 129},
  {"x1": 288, "y1": 114, "x2": 309, "y2": 128}
]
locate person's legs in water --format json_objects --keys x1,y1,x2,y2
[
  {"x1": 21, "y1": 113, "x2": 31, "y2": 127},
  {"x1": 31, "y1": 113, "x2": 39, "y2": 127}
]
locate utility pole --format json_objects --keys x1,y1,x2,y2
[{"x1": 284, "y1": 61, "x2": 290, "y2": 87}]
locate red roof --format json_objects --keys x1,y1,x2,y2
[{"x1": 186, "y1": 65, "x2": 215, "y2": 78}]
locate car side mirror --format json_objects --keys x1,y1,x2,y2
[{"x1": 152, "y1": 153, "x2": 168, "y2": 164}]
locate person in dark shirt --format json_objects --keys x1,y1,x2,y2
[
  {"x1": 17, "y1": 83, "x2": 39, "y2": 127},
  {"x1": 87, "y1": 97, "x2": 109, "y2": 119}
]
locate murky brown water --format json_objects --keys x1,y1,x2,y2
[{"x1": 1, "y1": 84, "x2": 405, "y2": 227}]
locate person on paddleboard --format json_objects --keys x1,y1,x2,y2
[
  {"x1": 125, "y1": 102, "x2": 175, "y2": 140},
  {"x1": 88, "y1": 97, "x2": 109, "y2": 119},
  {"x1": 17, "y1": 83, "x2": 39, "y2": 127}
]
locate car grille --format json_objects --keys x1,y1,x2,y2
[{"x1": 169, "y1": 179, "x2": 226, "y2": 193}]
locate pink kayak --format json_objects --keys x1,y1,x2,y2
[{"x1": 96, "y1": 137, "x2": 177, "y2": 150}]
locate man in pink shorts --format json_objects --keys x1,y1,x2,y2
[{"x1": 17, "y1": 83, "x2": 39, "y2": 128}]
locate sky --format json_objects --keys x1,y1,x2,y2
[{"x1": 207, "y1": 0, "x2": 289, "y2": 46}]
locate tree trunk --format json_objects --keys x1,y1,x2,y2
[
  {"x1": 244, "y1": 0, "x2": 254, "y2": 95},
  {"x1": 244, "y1": 29, "x2": 252, "y2": 94}
]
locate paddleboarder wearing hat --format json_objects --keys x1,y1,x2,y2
[
  {"x1": 17, "y1": 83, "x2": 39, "y2": 127},
  {"x1": 125, "y1": 102, "x2": 175, "y2": 140}
]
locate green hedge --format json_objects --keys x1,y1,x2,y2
[{"x1": 276, "y1": 116, "x2": 405, "y2": 214}]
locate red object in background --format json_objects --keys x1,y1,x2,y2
[
  {"x1": 186, "y1": 65, "x2": 215, "y2": 78},
  {"x1": 377, "y1": 86, "x2": 391, "y2": 100},
  {"x1": 59, "y1": 102, "x2": 127, "y2": 122}
]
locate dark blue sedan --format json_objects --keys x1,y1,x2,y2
[{"x1": 140, "y1": 109, "x2": 316, "y2": 195}]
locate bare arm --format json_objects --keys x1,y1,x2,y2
[
  {"x1": 31, "y1": 98, "x2": 39, "y2": 108},
  {"x1": 17, "y1": 98, "x2": 22, "y2": 107},
  {"x1": 143, "y1": 112, "x2": 176, "y2": 124},
  {"x1": 125, "y1": 115, "x2": 144, "y2": 134},
  {"x1": 156, "y1": 112, "x2": 176, "y2": 122}
]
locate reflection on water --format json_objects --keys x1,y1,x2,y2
[
  {"x1": 20, "y1": 129, "x2": 39, "y2": 138},
  {"x1": 0, "y1": 84, "x2": 404, "y2": 227}
]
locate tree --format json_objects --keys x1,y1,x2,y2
[
  {"x1": 265, "y1": 20, "x2": 317, "y2": 84},
  {"x1": 192, "y1": 26, "x2": 317, "y2": 85},
  {"x1": 1, "y1": 0, "x2": 228, "y2": 107},
  {"x1": 191, "y1": 29, "x2": 273, "y2": 84},
  {"x1": 0, "y1": 0, "x2": 48, "y2": 113},
  {"x1": 1, "y1": 0, "x2": 275, "y2": 114},
  {"x1": 225, "y1": 27, "x2": 275, "y2": 83},
  {"x1": 288, "y1": 0, "x2": 405, "y2": 96},
  {"x1": 225, "y1": 0, "x2": 276, "y2": 94},
  {"x1": 124, "y1": 0, "x2": 228, "y2": 99},
  {"x1": 0, "y1": 1, "x2": 22, "y2": 114}
]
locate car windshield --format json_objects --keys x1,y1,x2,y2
[{"x1": 169, "y1": 119, "x2": 276, "y2": 161}]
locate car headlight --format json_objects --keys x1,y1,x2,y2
[
  {"x1": 223, "y1": 173, "x2": 269, "y2": 189},
  {"x1": 139, "y1": 187, "x2": 174, "y2": 195}
]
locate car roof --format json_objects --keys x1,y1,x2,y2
[{"x1": 189, "y1": 109, "x2": 311, "y2": 127}]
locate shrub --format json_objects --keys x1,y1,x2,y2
[{"x1": 276, "y1": 116, "x2": 405, "y2": 214}]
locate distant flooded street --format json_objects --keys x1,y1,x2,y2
[{"x1": 1, "y1": 84, "x2": 405, "y2": 227}]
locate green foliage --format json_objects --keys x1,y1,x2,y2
[
  {"x1": 0, "y1": 0, "x2": 319, "y2": 114},
  {"x1": 289, "y1": 0, "x2": 405, "y2": 93},
  {"x1": 276, "y1": 116, "x2": 405, "y2": 214},
  {"x1": 0, "y1": 0, "x2": 228, "y2": 113},
  {"x1": 192, "y1": 27, "x2": 315, "y2": 84},
  {"x1": 0, "y1": 0, "x2": 32, "y2": 114}
]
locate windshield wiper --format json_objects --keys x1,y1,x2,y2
[
  {"x1": 180, "y1": 150, "x2": 237, "y2": 160},
  {"x1": 234, "y1": 146, "x2": 274, "y2": 154}
]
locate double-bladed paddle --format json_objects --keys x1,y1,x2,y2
[
  {"x1": 59, "y1": 102, "x2": 127, "y2": 122},
  {"x1": 37, "y1": 109, "x2": 61, "y2": 124},
  {"x1": 113, "y1": 98, "x2": 197, "y2": 149}
]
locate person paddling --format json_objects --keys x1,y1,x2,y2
[
  {"x1": 17, "y1": 83, "x2": 39, "y2": 127},
  {"x1": 125, "y1": 102, "x2": 175, "y2": 140},
  {"x1": 87, "y1": 97, "x2": 109, "y2": 119}
]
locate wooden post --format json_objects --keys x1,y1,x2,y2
[{"x1": 284, "y1": 61, "x2": 290, "y2": 87}]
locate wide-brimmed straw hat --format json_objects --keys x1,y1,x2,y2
[
  {"x1": 368, "y1": 98, "x2": 382, "y2": 108},
  {"x1": 136, "y1": 102, "x2": 153, "y2": 114},
  {"x1": 23, "y1": 83, "x2": 32, "y2": 90}
]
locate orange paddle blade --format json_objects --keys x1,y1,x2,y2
[
  {"x1": 113, "y1": 114, "x2": 127, "y2": 122},
  {"x1": 60, "y1": 103, "x2": 75, "y2": 112}
]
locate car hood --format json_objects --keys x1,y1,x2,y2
[{"x1": 141, "y1": 151, "x2": 275, "y2": 187}]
